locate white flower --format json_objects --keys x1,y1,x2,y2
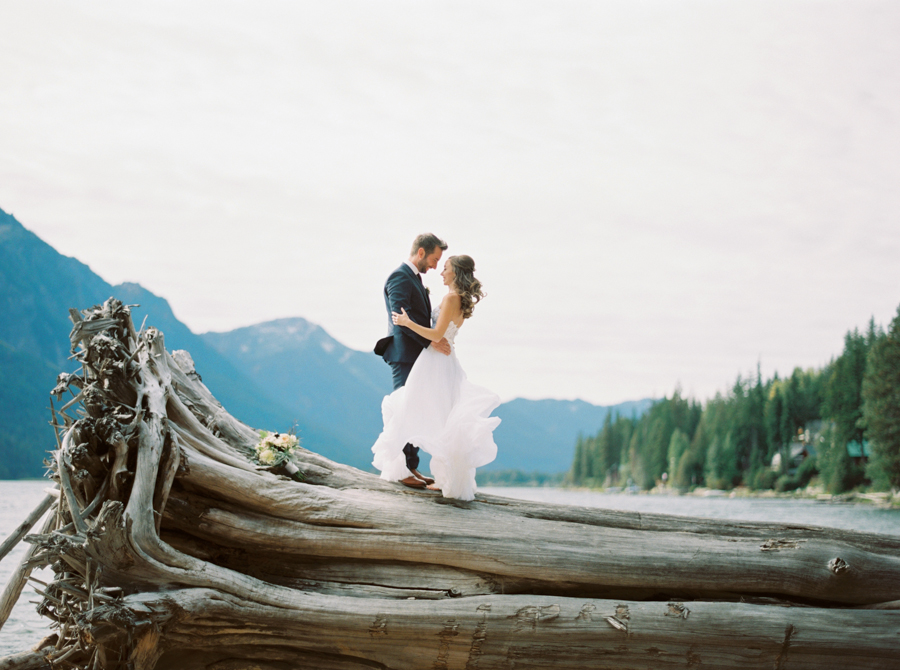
[{"x1": 254, "y1": 430, "x2": 299, "y2": 466}]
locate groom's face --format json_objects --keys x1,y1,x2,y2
[{"x1": 418, "y1": 247, "x2": 443, "y2": 273}]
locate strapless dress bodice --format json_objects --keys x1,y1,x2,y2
[{"x1": 432, "y1": 308, "x2": 460, "y2": 346}]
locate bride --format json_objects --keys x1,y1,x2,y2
[{"x1": 370, "y1": 255, "x2": 500, "y2": 501}]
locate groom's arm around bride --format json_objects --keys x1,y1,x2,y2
[{"x1": 374, "y1": 234, "x2": 450, "y2": 391}]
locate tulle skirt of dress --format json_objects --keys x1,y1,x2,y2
[{"x1": 371, "y1": 347, "x2": 500, "y2": 501}]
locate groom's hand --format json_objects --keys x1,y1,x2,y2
[{"x1": 431, "y1": 338, "x2": 451, "y2": 356}]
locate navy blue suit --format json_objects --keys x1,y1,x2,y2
[
  {"x1": 375, "y1": 263, "x2": 433, "y2": 376},
  {"x1": 374, "y1": 262, "x2": 433, "y2": 472}
]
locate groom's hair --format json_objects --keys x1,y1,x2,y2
[{"x1": 411, "y1": 233, "x2": 448, "y2": 256}]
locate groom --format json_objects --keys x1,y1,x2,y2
[{"x1": 374, "y1": 233, "x2": 451, "y2": 489}]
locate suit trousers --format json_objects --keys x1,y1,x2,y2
[
  {"x1": 388, "y1": 361, "x2": 420, "y2": 472},
  {"x1": 389, "y1": 361, "x2": 414, "y2": 391}
]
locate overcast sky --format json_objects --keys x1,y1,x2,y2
[{"x1": 1, "y1": 1, "x2": 898, "y2": 405}]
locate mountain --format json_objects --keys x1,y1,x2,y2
[
  {"x1": 0, "y1": 342, "x2": 60, "y2": 478},
  {"x1": 110, "y1": 284, "x2": 348, "y2": 460},
  {"x1": 491, "y1": 398, "x2": 655, "y2": 473},
  {"x1": 0, "y1": 208, "x2": 341, "y2": 476},
  {"x1": 0, "y1": 212, "x2": 113, "y2": 369},
  {"x1": 0, "y1": 209, "x2": 112, "y2": 477},
  {"x1": 201, "y1": 318, "x2": 392, "y2": 467}
]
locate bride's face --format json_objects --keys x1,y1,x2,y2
[{"x1": 440, "y1": 260, "x2": 455, "y2": 288}]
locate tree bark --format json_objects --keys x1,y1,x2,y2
[{"x1": 1, "y1": 298, "x2": 899, "y2": 669}]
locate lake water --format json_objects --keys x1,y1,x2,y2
[
  {"x1": 2, "y1": 481, "x2": 899, "y2": 655},
  {"x1": 479, "y1": 487, "x2": 900, "y2": 536},
  {"x1": 1, "y1": 481, "x2": 56, "y2": 655}
]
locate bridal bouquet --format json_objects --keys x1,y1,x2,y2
[{"x1": 254, "y1": 430, "x2": 303, "y2": 481}]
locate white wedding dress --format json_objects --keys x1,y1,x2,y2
[{"x1": 371, "y1": 309, "x2": 500, "y2": 501}]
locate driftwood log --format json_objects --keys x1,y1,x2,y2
[{"x1": 1, "y1": 298, "x2": 899, "y2": 669}]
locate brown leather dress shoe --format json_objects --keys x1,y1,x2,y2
[
  {"x1": 400, "y1": 476, "x2": 426, "y2": 489},
  {"x1": 411, "y1": 469, "x2": 435, "y2": 485}
]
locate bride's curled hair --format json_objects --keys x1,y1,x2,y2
[{"x1": 449, "y1": 255, "x2": 485, "y2": 319}]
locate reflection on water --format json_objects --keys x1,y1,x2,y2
[{"x1": 2, "y1": 481, "x2": 899, "y2": 655}]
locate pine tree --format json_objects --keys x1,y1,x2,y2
[
  {"x1": 821, "y1": 329, "x2": 872, "y2": 492},
  {"x1": 595, "y1": 413, "x2": 615, "y2": 486},
  {"x1": 705, "y1": 432, "x2": 739, "y2": 490},
  {"x1": 819, "y1": 424, "x2": 862, "y2": 493},
  {"x1": 764, "y1": 379, "x2": 787, "y2": 463},
  {"x1": 667, "y1": 429, "x2": 690, "y2": 482},
  {"x1": 645, "y1": 415, "x2": 670, "y2": 487},
  {"x1": 862, "y1": 305, "x2": 900, "y2": 490},
  {"x1": 777, "y1": 378, "x2": 798, "y2": 474},
  {"x1": 570, "y1": 435, "x2": 585, "y2": 484},
  {"x1": 682, "y1": 417, "x2": 710, "y2": 487},
  {"x1": 578, "y1": 434, "x2": 594, "y2": 482},
  {"x1": 747, "y1": 367, "x2": 768, "y2": 473},
  {"x1": 627, "y1": 424, "x2": 648, "y2": 489}
]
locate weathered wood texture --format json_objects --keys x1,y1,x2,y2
[
  {"x1": 92, "y1": 588, "x2": 900, "y2": 670},
  {"x1": 1, "y1": 298, "x2": 899, "y2": 669},
  {"x1": 0, "y1": 501, "x2": 57, "y2": 630},
  {"x1": 0, "y1": 494, "x2": 55, "y2": 564},
  {"x1": 0, "y1": 651, "x2": 51, "y2": 670}
]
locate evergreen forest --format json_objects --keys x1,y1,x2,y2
[{"x1": 569, "y1": 302, "x2": 900, "y2": 494}]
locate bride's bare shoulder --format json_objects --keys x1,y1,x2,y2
[{"x1": 442, "y1": 292, "x2": 462, "y2": 307}]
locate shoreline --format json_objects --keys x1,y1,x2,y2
[
  {"x1": 486, "y1": 483, "x2": 900, "y2": 509},
  {"x1": 5, "y1": 476, "x2": 898, "y2": 509}
]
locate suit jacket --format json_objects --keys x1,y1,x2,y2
[{"x1": 374, "y1": 263, "x2": 433, "y2": 364}]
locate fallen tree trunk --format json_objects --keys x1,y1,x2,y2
[
  {"x1": 1, "y1": 298, "x2": 899, "y2": 669},
  {"x1": 78, "y1": 588, "x2": 900, "y2": 670}
]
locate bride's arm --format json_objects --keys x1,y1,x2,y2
[{"x1": 393, "y1": 294, "x2": 461, "y2": 342}]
